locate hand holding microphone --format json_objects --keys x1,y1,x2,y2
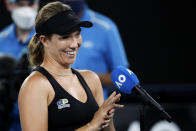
[{"x1": 111, "y1": 66, "x2": 172, "y2": 122}]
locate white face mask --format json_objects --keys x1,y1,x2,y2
[{"x1": 11, "y1": 7, "x2": 37, "y2": 30}]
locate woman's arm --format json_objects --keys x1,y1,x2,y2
[
  {"x1": 78, "y1": 70, "x2": 123, "y2": 131},
  {"x1": 18, "y1": 73, "x2": 49, "y2": 131}
]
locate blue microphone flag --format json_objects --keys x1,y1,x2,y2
[
  {"x1": 111, "y1": 66, "x2": 140, "y2": 94},
  {"x1": 111, "y1": 66, "x2": 173, "y2": 122}
]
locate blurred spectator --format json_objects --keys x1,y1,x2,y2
[
  {"x1": 58, "y1": 0, "x2": 129, "y2": 99},
  {"x1": 0, "y1": 54, "x2": 16, "y2": 130},
  {"x1": 0, "y1": 0, "x2": 39, "y2": 131},
  {"x1": 0, "y1": 0, "x2": 39, "y2": 59}
]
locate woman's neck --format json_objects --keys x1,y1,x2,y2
[{"x1": 41, "y1": 55, "x2": 72, "y2": 76}]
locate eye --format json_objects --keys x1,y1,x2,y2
[
  {"x1": 60, "y1": 35, "x2": 70, "y2": 39},
  {"x1": 75, "y1": 31, "x2": 81, "y2": 37}
]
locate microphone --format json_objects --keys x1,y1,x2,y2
[{"x1": 111, "y1": 66, "x2": 172, "y2": 122}]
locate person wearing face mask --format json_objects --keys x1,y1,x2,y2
[
  {"x1": 56, "y1": 0, "x2": 130, "y2": 99},
  {"x1": 0, "y1": 0, "x2": 39, "y2": 131},
  {"x1": 0, "y1": 0, "x2": 39, "y2": 59}
]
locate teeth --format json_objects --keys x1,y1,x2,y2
[{"x1": 65, "y1": 51, "x2": 75, "y2": 55}]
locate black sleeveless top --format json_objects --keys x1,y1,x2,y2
[{"x1": 33, "y1": 66, "x2": 99, "y2": 131}]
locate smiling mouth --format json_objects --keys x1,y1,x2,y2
[{"x1": 64, "y1": 51, "x2": 76, "y2": 55}]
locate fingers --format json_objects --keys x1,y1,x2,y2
[
  {"x1": 116, "y1": 95, "x2": 121, "y2": 102},
  {"x1": 105, "y1": 91, "x2": 121, "y2": 104},
  {"x1": 112, "y1": 92, "x2": 122, "y2": 103},
  {"x1": 107, "y1": 112, "x2": 114, "y2": 119},
  {"x1": 101, "y1": 109, "x2": 116, "y2": 129},
  {"x1": 101, "y1": 116, "x2": 111, "y2": 128},
  {"x1": 108, "y1": 108, "x2": 115, "y2": 115},
  {"x1": 102, "y1": 122, "x2": 110, "y2": 128},
  {"x1": 113, "y1": 103, "x2": 124, "y2": 108},
  {"x1": 105, "y1": 91, "x2": 117, "y2": 103},
  {"x1": 105, "y1": 110, "x2": 114, "y2": 120},
  {"x1": 103, "y1": 92, "x2": 124, "y2": 111},
  {"x1": 93, "y1": 91, "x2": 124, "y2": 129}
]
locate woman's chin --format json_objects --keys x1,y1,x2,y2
[{"x1": 62, "y1": 59, "x2": 76, "y2": 66}]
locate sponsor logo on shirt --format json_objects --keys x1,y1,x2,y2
[{"x1": 57, "y1": 98, "x2": 70, "y2": 109}]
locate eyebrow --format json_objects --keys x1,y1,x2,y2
[
  {"x1": 60, "y1": 34, "x2": 70, "y2": 38},
  {"x1": 61, "y1": 29, "x2": 81, "y2": 36}
]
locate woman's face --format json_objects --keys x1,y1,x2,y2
[{"x1": 44, "y1": 29, "x2": 82, "y2": 66}]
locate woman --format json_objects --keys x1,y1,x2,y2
[{"x1": 18, "y1": 1, "x2": 123, "y2": 131}]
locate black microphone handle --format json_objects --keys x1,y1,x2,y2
[{"x1": 133, "y1": 85, "x2": 172, "y2": 122}]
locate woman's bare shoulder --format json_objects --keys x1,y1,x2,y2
[
  {"x1": 19, "y1": 71, "x2": 50, "y2": 97},
  {"x1": 77, "y1": 69, "x2": 100, "y2": 82},
  {"x1": 21, "y1": 71, "x2": 46, "y2": 87},
  {"x1": 76, "y1": 69, "x2": 102, "y2": 96}
]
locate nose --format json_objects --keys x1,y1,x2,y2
[{"x1": 70, "y1": 36, "x2": 81, "y2": 48}]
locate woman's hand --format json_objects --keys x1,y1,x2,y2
[{"x1": 89, "y1": 91, "x2": 124, "y2": 131}]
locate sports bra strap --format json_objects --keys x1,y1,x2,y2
[{"x1": 32, "y1": 66, "x2": 63, "y2": 95}]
